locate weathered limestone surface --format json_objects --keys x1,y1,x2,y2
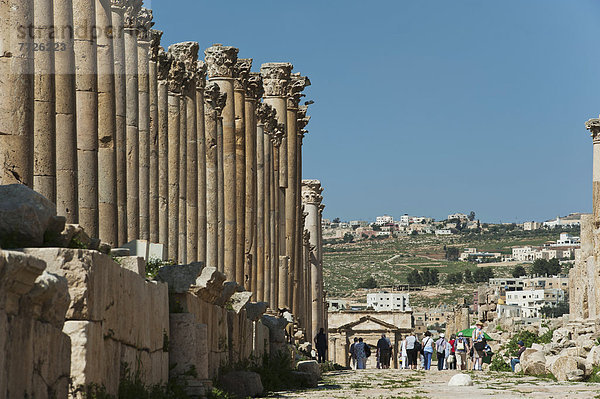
[
  {"x1": 0, "y1": 250, "x2": 71, "y2": 399},
  {"x1": 219, "y1": 371, "x2": 263, "y2": 398},
  {"x1": 22, "y1": 248, "x2": 169, "y2": 394}
]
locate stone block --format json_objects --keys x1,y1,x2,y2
[
  {"x1": 448, "y1": 373, "x2": 473, "y2": 386},
  {"x1": 63, "y1": 320, "x2": 104, "y2": 390},
  {"x1": 521, "y1": 349, "x2": 546, "y2": 375},
  {"x1": 587, "y1": 345, "x2": 600, "y2": 366},
  {"x1": 290, "y1": 370, "x2": 318, "y2": 388},
  {"x1": 297, "y1": 360, "x2": 321, "y2": 380},
  {"x1": 245, "y1": 302, "x2": 268, "y2": 321},
  {"x1": 123, "y1": 240, "x2": 149, "y2": 260},
  {"x1": 220, "y1": 371, "x2": 263, "y2": 398},
  {"x1": 551, "y1": 355, "x2": 587, "y2": 381},
  {"x1": 229, "y1": 291, "x2": 252, "y2": 313},
  {"x1": 156, "y1": 262, "x2": 204, "y2": 293},
  {"x1": 117, "y1": 256, "x2": 145, "y2": 276},
  {"x1": 193, "y1": 266, "x2": 226, "y2": 304}
]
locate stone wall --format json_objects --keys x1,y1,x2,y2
[
  {"x1": 21, "y1": 248, "x2": 170, "y2": 396},
  {"x1": 569, "y1": 214, "x2": 599, "y2": 320},
  {"x1": 0, "y1": 250, "x2": 71, "y2": 399}
]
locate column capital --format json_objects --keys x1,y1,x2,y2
[
  {"x1": 234, "y1": 58, "x2": 253, "y2": 91},
  {"x1": 136, "y1": 8, "x2": 154, "y2": 42},
  {"x1": 204, "y1": 82, "x2": 221, "y2": 109},
  {"x1": 270, "y1": 126, "x2": 285, "y2": 148},
  {"x1": 169, "y1": 41, "x2": 200, "y2": 87},
  {"x1": 246, "y1": 72, "x2": 264, "y2": 100},
  {"x1": 110, "y1": 0, "x2": 126, "y2": 12},
  {"x1": 166, "y1": 55, "x2": 186, "y2": 94},
  {"x1": 260, "y1": 62, "x2": 293, "y2": 97},
  {"x1": 297, "y1": 105, "x2": 311, "y2": 132},
  {"x1": 301, "y1": 180, "x2": 323, "y2": 205},
  {"x1": 196, "y1": 60, "x2": 208, "y2": 89},
  {"x1": 123, "y1": 0, "x2": 143, "y2": 29},
  {"x1": 204, "y1": 44, "x2": 239, "y2": 79},
  {"x1": 586, "y1": 118, "x2": 600, "y2": 143},
  {"x1": 216, "y1": 92, "x2": 228, "y2": 117},
  {"x1": 303, "y1": 229, "x2": 311, "y2": 247},
  {"x1": 256, "y1": 102, "x2": 274, "y2": 126},
  {"x1": 149, "y1": 30, "x2": 163, "y2": 62},
  {"x1": 157, "y1": 48, "x2": 172, "y2": 81},
  {"x1": 287, "y1": 73, "x2": 311, "y2": 109}
]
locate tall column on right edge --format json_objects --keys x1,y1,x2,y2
[
  {"x1": 302, "y1": 179, "x2": 323, "y2": 335},
  {"x1": 245, "y1": 73, "x2": 263, "y2": 295},
  {"x1": 261, "y1": 62, "x2": 292, "y2": 307},
  {"x1": 585, "y1": 117, "x2": 600, "y2": 292},
  {"x1": 205, "y1": 44, "x2": 239, "y2": 282},
  {"x1": 74, "y1": 0, "x2": 99, "y2": 237},
  {"x1": 287, "y1": 74, "x2": 310, "y2": 316},
  {"x1": 0, "y1": 0, "x2": 33, "y2": 187},
  {"x1": 318, "y1": 202, "x2": 326, "y2": 332},
  {"x1": 303, "y1": 226, "x2": 313, "y2": 343}
]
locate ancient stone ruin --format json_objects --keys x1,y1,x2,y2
[{"x1": 0, "y1": 0, "x2": 326, "y2": 397}]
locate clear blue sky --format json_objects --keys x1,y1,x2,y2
[{"x1": 151, "y1": 0, "x2": 600, "y2": 223}]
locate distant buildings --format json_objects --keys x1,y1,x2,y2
[
  {"x1": 459, "y1": 248, "x2": 503, "y2": 262},
  {"x1": 367, "y1": 292, "x2": 411, "y2": 311},
  {"x1": 447, "y1": 213, "x2": 469, "y2": 222},
  {"x1": 543, "y1": 213, "x2": 582, "y2": 228},
  {"x1": 375, "y1": 215, "x2": 394, "y2": 225},
  {"x1": 523, "y1": 221, "x2": 542, "y2": 231},
  {"x1": 435, "y1": 229, "x2": 453, "y2": 236},
  {"x1": 504, "y1": 289, "x2": 565, "y2": 318}
]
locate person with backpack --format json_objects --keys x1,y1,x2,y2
[
  {"x1": 455, "y1": 332, "x2": 469, "y2": 370},
  {"x1": 422, "y1": 331, "x2": 434, "y2": 370},
  {"x1": 471, "y1": 321, "x2": 486, "y2": 371},
  {"x1": 377, "y1": 334, "x2": 392, "y2": 369},
  {"x1": 349, "y1": 337, "x2": 358, "y2": 370},
  {"x1": 435, "y1": 333, "x2": 447, "y2": 371},
  {"x1": 446, "y1": 334, "x2": 457, "y2": 370},
  {"x1": 404, "y1": 332, "x2": 419, "y2": 370}
]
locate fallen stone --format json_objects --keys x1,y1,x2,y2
[
  {"x1": 290, "y1": 370, "x2": 318, "y2": 388},
  {"x1": 586, "y1": 345, "x2": 600, "y2": 366},
  {"x1": 155, "y1": 262, "x2": 203, "y2": 293},
  {"x1": 193, "y1": 266, "x2": 226, "y2": 304},
  {"x1": 297, "y1": 360, "x2": 321, "y2": 380},
  {"x1": 219, "y1": 371, "x2": 263, "y2": 398},
  {"x1": 214, "y1": 281, "x2": 240, "y2": 307},
  {"x1": 0, "y1": 184, "x2": 61, "y2": 248},
  {"x1": 448, "y1": 373, "x2": 473, "y2": 386},
  {"x1": 117, "y1": 256, "x2": 145, "y2": 276},
  {"x1": 25, "y1": 270, "x2": 70, "y2": 328},
  {"x1": 531, "y1": 343, "x2": 544, "y2": 351},
  {"x1": 245, "y1": 302, "x2": 268, "y2": 321},
  {"x1": 521, "y1": 349, "x2": 546, "y2": 375},
  {"x1": 229, "y1": 291, "x2": 252, "y2": 313},
  {"x1": 551, "y1": 355, "x2": 587, "y2": 382},
  {"x1": 111, "y1": 248, "x2": 131, "y2": 257}
]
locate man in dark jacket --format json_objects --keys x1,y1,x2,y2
[
  {"x1": 314, "y1": 328, "x2": 328, "y2": 363},
  {"x1": 377, "y1": 334, "x2": 392, "y2": 369}
]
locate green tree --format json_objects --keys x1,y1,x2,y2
[
  {"x1": 512, "y1": 265, "x2": 527, "y2": 278},
  {"x1": 547, "y1": 258, "x2": 561, "y2": 276},
  {"x1": 468, "y1": 211, "x2": 476, "y2": 221},
  {"x1": 445, "y1": 247, "x2": 459, "y2": 261},
  {"x1": 539, "y1": 301, "x2": 569, "y2": 318},
  {"x1": 333, "y1": 217, "x2": 341, "y2": 224},
  {"x1": 464, "y1": 269, "x2": 473, "y2": 283},
  {"x1": 407, "y1": 270, "x2": 422, "y2": 286},
  {"x1": 357, "y1": 276, "x2": 378, "y2": 289},
  {"x1": 446, "y1": 272, "x2": 463, "y2": 284},
  {"x1": 343, "y1": 233, "x2": 354, "y2": 243},
  {"x1": 473, "y1": 267, "x2": 494, "y2": 283}
]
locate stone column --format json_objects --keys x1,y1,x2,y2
[
  {"x1": 286, "y1": 74, "x2": 310, "y2": 315},
  {"x1": 234, "y1": 58, "x2": 252, "y2": 286},
  {"x1": 302, "y1": 179, "x2": 323, "y2": 335},
  {"x1": 204, "y1": 82, "x2": 220, "y2": 269},
  {"x1": 261, "y1": 62, "x2": 292, "y2": 306},
  {"x1": 270, "y1": 124, "x2": 285, "y2": 308},
  {"x1": 166, "y1": 52, "x2": 185, "y2": 260},
  {"x1": 205, "y1": 44, "x2": 239, "y2": 282},
  {"x1": 255, "y1": 102, "x2": 269, "y2": 302},
  {"x1": 262, "y1": 107, "x2": 274, "y2": 307},
  {"x1": 54, "y1": 0, "x2": 78, "y2": 222},
  {"x1": 216, "y1": 92, "x2": 227, "y2": 273},
  {"x1": 303, "y1": 227, "x2": 313, "y2": 342},
  {"x1": 96, "y1": 0, "x2": 118, "y2": 245},
  {"x1": 111, "y1": 0, "x2": 127, "y2": 244},
  {"x1": 149, "y1": 29, "x2": 163, "y2": 243},
  {"x1": 318, "y1": 202, "x2": 326, "y2": 330},
  {"x1": 33, "y1": 0, "x2": 56, "y2": 202},
  {"x1": 245, "y1": 73, "x2": 263, "y2": 295},
  {"x1": 74, "y1": 0, "x2": 99, "y2": 237},
  {"x1": 157, "y1": 48, "x2": 171, "y2": 250},
  {"x1": 179, "y1": 81, "x2": 187, "y2": 263},
  {"x1": 0, "y1": 0, "x2": 33, "y2": 187},
  {"x1": 124, "y1": 2, "x2": 142, "y2": 241},
  {"x1": 196, "y1": 61, "x2": 208, "y2": 264},
  {"x1": 137, "y1": 9, "x2": 154, "y2": 241},
  {"x1": 585, "y1": 118, "x2": 600, "y2": 266}
]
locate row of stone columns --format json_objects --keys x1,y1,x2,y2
[{"x1": 0, "y1": 0, "x2": 327, "y2": 339}]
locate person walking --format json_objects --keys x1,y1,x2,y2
[
  {"x1": 422, "y1": 331, "x2": 434, "y2": 370},
  {"x1": 511, "y1": 340, "x2": 526, "y2": 372},
  {"x1": 401, "y1": 336, "x2": 408, "y2": 369},
  {"x1": 471, "y1": 321, "x2": 486, "y2": 371},
  {"x1": 355, "y1": 337, "x2": 367, "y2": 369},
  {"x1": 446, "y1": 334, "x2": 457, "y2": 370},
  {"x1": 455, "y1": 332, "x2": 468, "y2": 370},
  {"x1": 436, "y1": 333, "x2": 447, "y2": 371},
  {"x1": 404, "y1": 332, "x2": 419, "y2": 370},
  {"x1": 377, "y1": 334, "x2": 392, "y2": 369},
  {"x1": 350, "y1": 337, "x2": 358, "y2": 370},
  {"x1": 314, "y1": 328, "x2": 328, "y2": 364}
]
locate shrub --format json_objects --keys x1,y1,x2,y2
[{"x1": 489, "y1": 355, "x2": 511, "y2": 372}]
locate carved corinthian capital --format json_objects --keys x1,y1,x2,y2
[
  {"x1": 196, "y1": 61, "x2": 208, "y2": 89},
  {"x1": 169, "y1": 41, "x2": 200, "y2": 86},
  {"x1": 256, "y1": 103, "x2": 271, "y2": 125},
  {"x1": 216, "y1": 93, "x2": 228, "y2": 117},
  {"x1": 260, "y1": 62, "x2": 293, "y2": 97},
  {"x1": 157, "y1": 47, "x2": 172, "y2": 81},
  {"x1": 110, "y1": 0, "x2": 126, "y2": 11},
  {"x1": 167, "y1": 52, "x2": 186, "y2": 94},
  {"x1": 204, "y1": 44, "x2": 239, "y2": 79},
  {"x1": 204, "y1": 82, "x2": 221, "y2": 109},
  {"x1": 234, "y1": 58, "x2": 253, "y2": 91},
  {"x1": 149, "y1": 29, "x2": 163, "y2": 62},
  {"x1": 302, "y1": 180, "x2": 323, "y2": 205},
  {"x1": 246, "y1": 72, "x2": 264, "y2": 100},
  {"x1": 586, "y1": 118, "x2": 600, "y2": 143},
  {"x1": 136, "y1": 8, "x2": 154, "y2": 41},
  {"x1": 297, "y1": 105, "x2": 311, "y2": 131},
  {"x1": 123, "y1": 0, "x2": 142, "y2": 29},
  {"x1": 287, "y1": 73, "x2": 311, "y2": 109}
]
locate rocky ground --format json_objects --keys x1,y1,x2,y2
[{"x1": 270, "y1": 369, "x2": 600, "y2": 398}]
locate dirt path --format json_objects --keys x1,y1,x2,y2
[{"x1": 270, "y1": 369, "x2": 600, "y2": 398}]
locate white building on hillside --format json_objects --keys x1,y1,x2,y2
[
  {"x1": 367, "y1": 292, "x2": 411, "y2": 311},
  {"x1": 375, "y1": 215, "x2": 394, "y2": 225},
  {"x1": 505, "y1": 289, "x2": 565, "y2": 318},
  {"x1": 448, "y1": 213, "x2": 469, "y2": 222}
]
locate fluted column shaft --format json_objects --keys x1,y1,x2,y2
[
  {"x1": 33, "y1": 0, "x2": 56, "y2": 202},
  {"x1": 157, "y1": 49, "x2": 170, "y2": 251},
  {"x1": 245, "y1": 97, "x2": 258, "y2": 294},
  {"x1": 196, "y1": 62, "x2": 208, "y2": 264},
  {"x1": 234, "y1": 80, "x2": 247, "y2": 286},
  {"x1": 149, "y1": 30, "x2": 162, "y2": 243},
  {"x1": 204, "y1": 83, "x2": 220, "y2": 269},
  {"x1": 74, "y1": 0, "x2": 99, "y2": 237},
  {"x1": 263, "y1": 128, "x2": 273, "y2": 307},
  {"x1": 256, "y1": 117, "x2": 266, "y2": 301},
  {"x1": 178, "y1": 90, "x2": 187, "y2": 262},
  {"x1": 96, "y1": 0, "x2": 118, "y2": 245},
  {"x1": 138, "y1": 34, "x2": 152, "y2": 241},
  {"x1": 185, "y1": 77, "x2": 198, "y2": 262},
  {"x1": 302, "y1": 179, "x2": 323, "y2": 336},
  {"x1": 54, "y1": 0, "x2": 78, "y2": 222}
]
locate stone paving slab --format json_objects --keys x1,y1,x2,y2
[{"x1": 270, "y1": 369, "x2": 600, "y2": 398}]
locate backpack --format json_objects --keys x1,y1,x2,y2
[
  {"x1": 456, "y1": 339, "x2": 465, "y2": 351},
  {"x1": 414, "y1": 341, "x2": 422, "y2": 353},
  {"x1": 365, "y1": 344, "x2": 371, "y2": 358}
]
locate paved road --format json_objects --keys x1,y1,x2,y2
[{"x1": 271, "y1": 368, "x2": 600, "y2": 398}]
